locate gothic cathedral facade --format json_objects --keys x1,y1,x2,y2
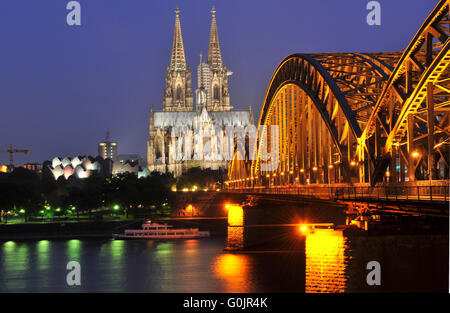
[{"x1": 147, "y1": 7, "x2": 253, "y2": 176}]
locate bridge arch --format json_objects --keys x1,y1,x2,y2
[
  {"x1": 227, "y1": 0, "x2": 449, "y2": 189},
  {"x1": 363, "y1": 0, "x2": 449, "y2": 182}
]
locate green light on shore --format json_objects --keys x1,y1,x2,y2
[
  {"x1": 113, "y1": 205, "x2": 120, "y2": 210},
  {"x1": 19, "y1": 209, "x2": 25, "y2": 214},
  {"x1": 56, "y1": 208, "x2": 61, "y2": 212}
]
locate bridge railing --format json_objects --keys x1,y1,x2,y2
[{"x1": 227, "y1": 183, "x2": 449, "y2": 203}]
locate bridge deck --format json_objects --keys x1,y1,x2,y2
[{"x1": 226, "y1": 183, "x2": 449, "y2": 206}]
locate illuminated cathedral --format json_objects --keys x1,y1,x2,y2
[{"x1": 147, "y1": 6, "x2": 253, "y2": 176}]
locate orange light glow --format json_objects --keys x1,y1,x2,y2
[
  {"x1": 300, "y1": 169, "x2": 305, "y2": 173},
  {"x1": 227, "y1": 204, "x2": 243, "y2": 227},
  {"x1": 213, "y1": 254, "x2": 251, "y2": 292},
  {"x1": 412, "y1": 151, "x2": 420, "y2": 158},
  {"x1": 328, "y1": 165, "x2": 333, "y2": 169},
  {"x1": 0, "y1": 165, "x2": 7, "y2": 173},
  {"x1": 305, "y1": 230, "x2": 347, "y2": 293},
  {"x1": 350, "y1": 161, "x2": 356, "y2": 166},
  {"x1": 312, "y1": 166, "x2": 318, "y2": 171}
]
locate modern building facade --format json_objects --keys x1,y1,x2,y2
[
  {"x1": 147, "y1": 7, "x2": 253, "y2": 176},
  {"x1": 43, "y1": 156, "x2": 112, "y2": 180},
  {"x1": 44, "y1": 155, "x2": 149, "y2": 180},
  {"x1": 98, "y1": 130, "x2": 118, "y2": 160}
]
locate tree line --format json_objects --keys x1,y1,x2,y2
[{"x1": 0, "y1": 167, "x2": 225, "y2": 223}]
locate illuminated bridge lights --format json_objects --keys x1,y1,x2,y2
[
  {"x1": 228, "y1": 0, "x2": 449, "y2": 188},
  {"x1": 225, "y1": 204, "x2": 244, "y2": 227}
]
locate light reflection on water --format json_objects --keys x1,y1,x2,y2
[
  {"x1": 0, "y1": 233, "x2": 447, "y2": 292},
  {"x1": 305, "y1": 229, "x2": 347, "y2": 293},
  {"x1": 213, "y1": 254, "x2": 252, "y2": 293}
]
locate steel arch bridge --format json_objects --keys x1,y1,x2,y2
[{"x1": 228, "y1": 0, "x2": 450, "y2": 193}]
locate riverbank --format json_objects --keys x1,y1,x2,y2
[{"x1": 0, "y1": 217, "x2": 228, "y2": 241}]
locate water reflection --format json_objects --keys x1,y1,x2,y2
[
  {"x1": 213, "y1": 254, "x2": 252, "y2": 292},
  {"x1": 0, "y1": 233, "x2": 446, "y2": 292},
  {"x1": 305, "y1": 229, "x2": 348, "y2": 293},
  {"x1": 183, "y1": 239, "x2": 199, "y2": 256},
  {"x1": 66, "y1": 240, "x2": 82, "y2": 261},
  {"x1": 1, "y1": 241, "x2": 30, "y2": 291},
  {"x1": 37, "y1": 240, "x2": 51, "y2": 270},
  {"x1": 226, "y1": 204, "x2": 244, "y2": 250}
]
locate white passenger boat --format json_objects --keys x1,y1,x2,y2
[{"x1": 113, "y1": 220, "x2": 210, "y2": 239}]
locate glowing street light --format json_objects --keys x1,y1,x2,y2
[
  {"x1": 298, "y1": 224, "x2": 308, "y2": 233},
  {"x1": 411, "y1": 151, "x2": 420, "y2": 158}
]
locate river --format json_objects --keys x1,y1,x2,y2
[{"x1": 0, "y1": 233, "x2": 447, "y2": 292}]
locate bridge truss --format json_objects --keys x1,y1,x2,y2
[{"x1": 228, "y1": 0, "x2": 450, "y2": 189}]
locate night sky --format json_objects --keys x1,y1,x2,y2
[{"x1": 0, "y1": 0, "x2": 437, "y2": 165}]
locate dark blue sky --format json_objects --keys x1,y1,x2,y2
[{"x1": 0, "y1": 0, "x2": 437, "y2": 165}]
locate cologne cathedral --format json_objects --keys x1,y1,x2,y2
[{"x1": 147, "y1": 7, "x2": 253, "y2": 176}]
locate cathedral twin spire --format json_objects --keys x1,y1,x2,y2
[
  {"x1": 164, "y1": 6, "x2": 230, "y2": 112},
  {"x1": 207, "y1": 6, "x2": 223, "y2": 71},
  {"x1": 170, "y1": 6, "x2": 187, "y2": 72}
]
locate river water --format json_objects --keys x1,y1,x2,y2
[{"x1": 0, "y1": 233, "x2": 447, "y2": 293}]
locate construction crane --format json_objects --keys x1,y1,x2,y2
[{"x1": 0, "y1": 144, "x2": 29, "y2": 172}]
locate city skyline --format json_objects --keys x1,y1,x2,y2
[{"x1": 0, "y1": 0, "x2": 437, "y2": 165}]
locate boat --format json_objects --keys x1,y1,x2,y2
[{"x1": 112, "y1": 220, "x2": 210, "y2": 239}]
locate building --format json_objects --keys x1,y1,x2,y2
[
  {"x1": 43, "y1": 156, "x2": 113, "y2": 180},
  {"x1": 115, "y1": 154, "x2": 146, "y2": 168},
  {"x1": 43, "y1": 155, "x2": 150, "y2": 180},
  {"x1": 112, "y1": 159, "x2": 150, "y2": 178},
  {"x1": 98, "y1": 130, "x2": 118, "y2": 160},
  {"x1": 22, "y1": 163, "x2": 42, "y2": 174},
  {"x1": 147, "y1": 7, "x2": 253, "y2": 177}
]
